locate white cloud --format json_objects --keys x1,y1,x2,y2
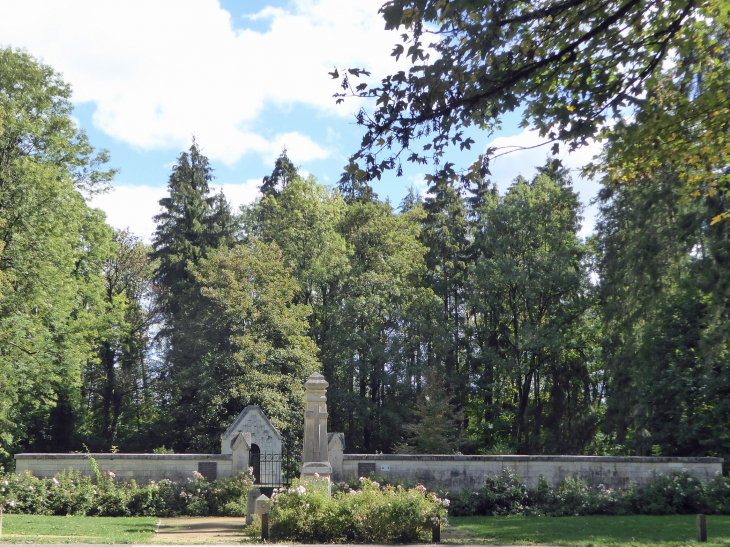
[
  {"x1": 217, "y1": 179, "x2": 262, "y2": 213},
  {"x1": 0, "y1": 0, "x2": 398, "y2": 165},
  {"x1": 408, "y1": 173, "x2": 428, "y2": 190},
  {"x1": 90, "y1": 185, "x2": 167, "y2": 242},
  {"x1": 91, "y1": 179, "x2": 262, "y2": 242},
  {"x1": 485, "y1": 128, "x2": 605, "y2": 238},
  {"x1": 266, "y1": 133, "x2": 329, "y2": 164}
]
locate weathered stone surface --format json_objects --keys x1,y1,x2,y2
[
  {"x1": 220, "y1": 406, "x2": 281, "y2": 456},
  {"x1": 328, "y1": 432, "x2": 345, "y2": 481},
  {"x1": 254, "y1": 494, "x2": 271, "y2": 516},
  {"x1": 14, "y1": 453, "x2": 233, "y2": 483},
  {"x1": 246, "y1": 488, "x2": 261, "y2": 525},
  {"x1": 220, "y1": 406, "x2": 282, "y2": 485},
  {"x1": 301, "y1": 373, "x2": 332, "y2": 479},
  {"x1": 339, "y1": 454, "x2": 723, "y2": 491},
  {"x1": 231, "y1": 431, "x2": 252, "y2": 474}
]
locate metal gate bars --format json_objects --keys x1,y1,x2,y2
[{"x1": 251, "y1": 448, "x2": 299, "y2": 487}]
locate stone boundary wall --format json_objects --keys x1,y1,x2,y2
[
  {"x1": 338, "y1": 454, "x2": 723, "y2": 492},
  {"x1": 15, "y1": 454, "x2": 233, "y2": 484}
]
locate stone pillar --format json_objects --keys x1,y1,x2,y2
[
  {"x1": 230, "y1": 431, "x2": 252, "y2": 474},
  {"x1": 246, "y1": 488, "x2": 261, "y2": 525},
  {"x1": 301, "y1": 373, "x2": 332, "y2": 480}
]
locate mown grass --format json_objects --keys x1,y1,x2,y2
[
  {"x1": 446, "y1": 514, "x2": 730, "y2": 546},
  {"x1": 0, "y1": 514, "x2": 157, "y2": 544},
  {"x1": 2, "y1": 513, "x2": 729, "y2": 545}
]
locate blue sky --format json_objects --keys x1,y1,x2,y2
[{"x1": 1, "y1": 0, "x2": 603, "y2": 241}]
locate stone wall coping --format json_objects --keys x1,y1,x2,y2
[
  {"x1": 15, "y1": 453, "x2": 232, "y2": 461},
  {"x1": 343, "y1": 454, "x2": 724, "y2": 464}
]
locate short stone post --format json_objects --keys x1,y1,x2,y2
[
  {"x1": 246, "y1": 488, "x2": 261, "y2": 525},
  {"x1": 301, "y1": 373, "x2": 332, "y2": 481},
  {"x1": 255, "y1": 494, "x2": 271, "y2": 540},
  {"x1": 697, "y1": 514, "x2": 707, "y2": 542},
  {"x1": 255, "y1": 494, "x2": 271, "y2": 517},
  {"x1": 432, "y1": 516, "x2": 440, "y2": 543}
]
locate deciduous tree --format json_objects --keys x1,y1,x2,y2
[
  {"x1": 0, "y1": 47, "x2": 115, "y2": 462},
  {"x1": 334, "y1": 0, "x2": 730, "y2": 220},
  {"x1": 469, "y1": 163, "x2": 598, "y2": 453},
  {"x1": 189, "y1": 241, "x2": 321, "y2": 449}
]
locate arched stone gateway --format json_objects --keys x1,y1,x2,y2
[
  {"x1": 220, "y1": 406, "x2": 283, "y2": 485},
  {"x1": 221, "y1": 406, "x2": 281, "y2": 456}
]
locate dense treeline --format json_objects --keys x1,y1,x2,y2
[{"x1": 1, "y1": 46, "x2": 728, "y2": 470}]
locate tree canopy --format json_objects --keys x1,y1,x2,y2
[
  {"x1": 334, "y1": 0, "x2": 730, "y2": 222},
  {"x1": 2, "y1": 41, "x2": 728, "y2": 468},
  {"x1": 0, "y1": 47, "x2": 118, "y2": 460}
]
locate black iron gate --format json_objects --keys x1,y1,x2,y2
[{"x1": 252, "y1": 445, "x2": 299, "y2": 487}]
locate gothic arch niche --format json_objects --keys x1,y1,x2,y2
[{"x1": 250, "y1": 443, "x2": 261, "y2": 484}]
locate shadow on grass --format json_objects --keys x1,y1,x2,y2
[
  {"x1": 1, "y1": 514, "x2": 157, "y2": 544},
  {"x1": 446, "y1": 514, "x2": 730, "y2": 546}
]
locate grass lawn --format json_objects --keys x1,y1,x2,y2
[
  {"x1": 446, "y1": 515, "x2": 730, "y2": 546},
  {"x1": 0, "y1": 514, "x2": 158, "y2": 544}
]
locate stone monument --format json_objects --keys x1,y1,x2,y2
[{"x1": 300, "y1": 372, "x2": 332, "y2": 480}]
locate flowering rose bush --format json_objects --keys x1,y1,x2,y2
[
  {"x1": 0, "y1": 463, "x2": 254, "y2": 517},
  {"x1": 269, "y1": 476, "x2": 448, "y2": 543},
  {"x1": 269, "y1": 475, "x2": 350, "y2": 542},
  {"x1": 449, "y1": 469, "x2": 730, "y2": 517}
]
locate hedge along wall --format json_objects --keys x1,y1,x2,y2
[
  {"x1": 14, "y1": 453, "x2": 233, "y2": 483},
  {"x1": 337, "y1": 454, "x2": 724, "y2": 491}
]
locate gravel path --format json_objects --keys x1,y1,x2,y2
[{"x1": 153, "y1": 517, "x2": 249, "y2": 544}]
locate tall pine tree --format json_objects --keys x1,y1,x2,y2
[
  {"x1": 151, "y1": 139, "x2": 235, "y2": 450},
  {"x1": 419, "y1": 178, "x2": 470, "y2": 439},
  {"x1": 260, "y1": 149, "x2": 298, "y2": 198}
]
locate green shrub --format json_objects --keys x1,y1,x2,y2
[
  {"x1": 0, "y1": 464, "x2": 254, "y2": 517},
  {"x1": 448, "y1": 487, "x2": 482, "y2": 516},
  {"x1": 481, "y1": 468, "x2": 529, "y2": 515},
  {"x1": 269, "y1": 476, "x2": 348, "y2": 542},
  {"x1": 205, "y1": 472, "x2": 254, "y2": 516},
  {"x1": 126, "y1": 479, "x2": 177, "y2": 517},
  {"x1": 244, "y1": 514, "x2": 262, "y2": 537},
  {"x1": 269, "y1": 476, "x2": 448, "y2": 543},
  {"x1": 632, "y1": 471, "x2": 709, "y2": 515},
  {"x1": 447, "y1": 469, "x2": 729, "y2": 518},
  {"x1": 706, "y1": 472, "x2": 730, "y2": 513}
]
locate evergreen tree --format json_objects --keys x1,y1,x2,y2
[
  {"x1": 152, "y1": 140, "x2": 235, "y2": 316},
  {"x1": 151, "y1": 140, "x2": 235, "y2": 450},
  {"x1": 596, "y1": 166, "x2": 730, "y2": 459},
  {"x1": 260, "y1": 149, "x2": 298, "y2": 198},
  {"x1": 419, "y1": 178, "x2": 470, "y2": 435},
  {"x1": 399, "y1": 185, "x2": 423, "y2": 214},
  {"x1": 396, "y1": 370, "x2": 463, "y2": 454},
  {"x1": 338, "y1": 169, "x2": 378, "y2": 204}
]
